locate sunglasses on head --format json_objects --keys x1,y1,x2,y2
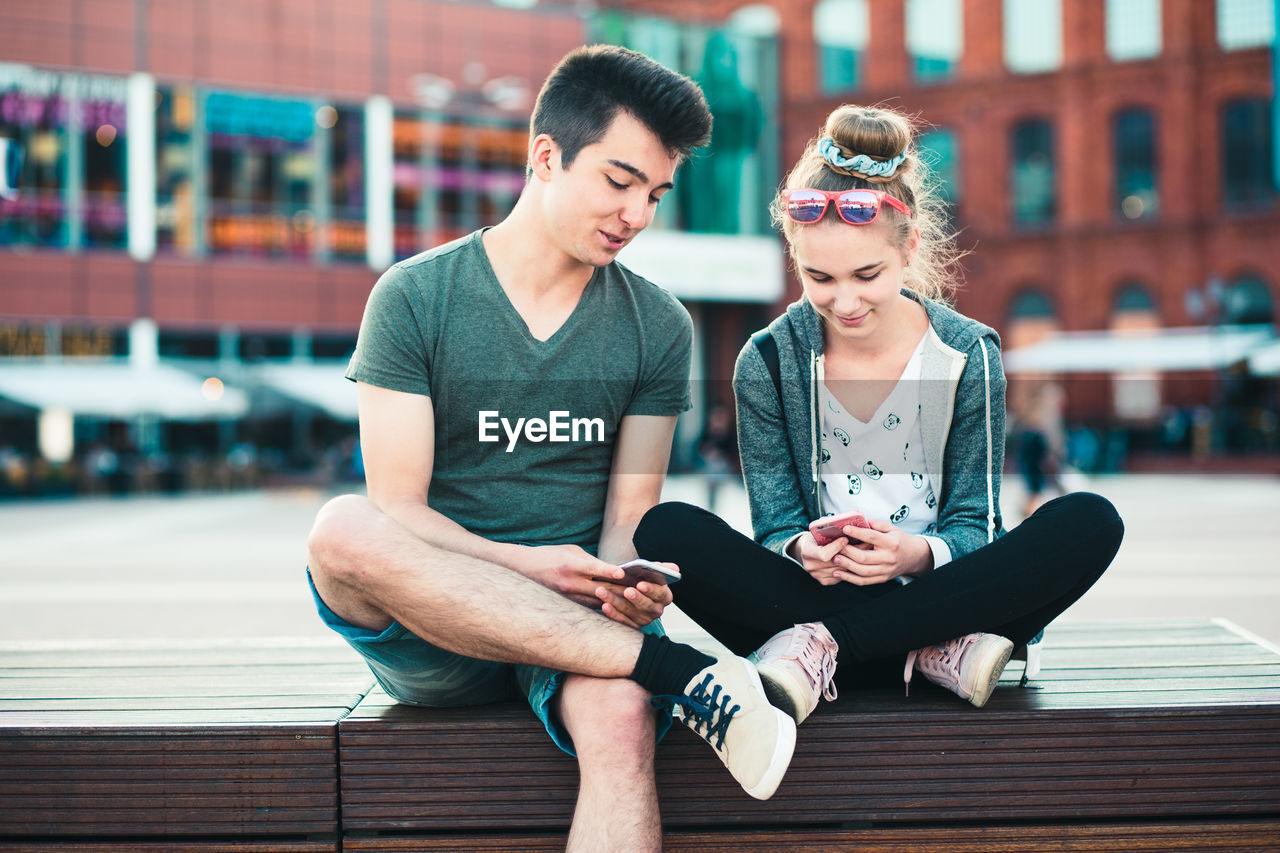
[{"x1": 781, "y1": 188, "x2": 910, "y2": 225}]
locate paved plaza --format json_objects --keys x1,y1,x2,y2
[{"x1": 1, "y1": 472, "x2": 1278, "y2": 647}]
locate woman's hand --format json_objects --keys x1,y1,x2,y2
[
  {"x1": 789, "y1": 532, "x2": 856, "y2": 586},
  {"x1": 830, "y1": 518, "x2": 934, "y2": 585}
]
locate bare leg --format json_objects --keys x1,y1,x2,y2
[
  {"x1": 558, "y1": 675, "x2": 661, "y2": 853},
  {"x1": 307, "y1": 494, "x2": 643, "y2": 677}
]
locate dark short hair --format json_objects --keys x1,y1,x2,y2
[{"x1": 531, "y1": 44, "x2": 712, "y2": 169}]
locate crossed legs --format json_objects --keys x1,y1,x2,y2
[
  {"x1": 307, "y1": 495, "x2": 645, "y2": 672},
  {"x1": 635, "y1": 492, "x2": 1124, "y2": 675},
  {"x1": 306, "y1": 494, "x2": 660, "y2": 851}
]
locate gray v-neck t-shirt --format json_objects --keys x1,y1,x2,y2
[{"x1": 346, "y1": 230, "x2": 693, "y2": 551}]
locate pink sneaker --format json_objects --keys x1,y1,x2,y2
[
  {"x1": 750, "y1": 622, "x2": 839, "y2": 724},
  {"x1": 904, "y1": 633, "x2": 1014, "y2": 708}
]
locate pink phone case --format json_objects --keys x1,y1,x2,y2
[{"x1": 809, "y1": 511, "x2": 871, "y2": 546}]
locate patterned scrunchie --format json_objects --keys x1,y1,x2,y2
[{"x1": 818, "y1": 136, "x2": 906, "y2": 178}]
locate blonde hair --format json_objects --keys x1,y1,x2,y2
[{"x1": 772, "y1": 104, "x2": 962, "y2": 303}]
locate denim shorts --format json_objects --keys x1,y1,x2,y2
[{"x1": 307, "y1": 570, "x2": 673, "y2": 756}]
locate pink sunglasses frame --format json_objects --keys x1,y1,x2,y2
[{"x1": 781, "y1": 188, "x2": 911, "y2": 225}]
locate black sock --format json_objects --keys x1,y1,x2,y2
[{"x1": 629, "y1": 632, "x2": 716, "y2": 697}]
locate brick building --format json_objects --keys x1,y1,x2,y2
[
  {"x1": 615, "y1": 0, "x2": 1280, "y2": 463},
  {"x1": 1, "y1": 0, "x2": 1276, "y2": 493}
]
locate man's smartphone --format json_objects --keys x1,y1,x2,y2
[
  {"x1": 809, "y1": 510, "x2": 871, "y2": 546},
  {"x1": 594, "y1": 558, "x2": 681, "y2": 587}
]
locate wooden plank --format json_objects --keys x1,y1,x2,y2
[
  {"x1": 0, "y1": 728, "x2": 340, "y2": 836},
  {"x1": 0, "y1": 691, "x2": 376, "y2": 701},
  {"x1": 0, "y1": 701, "x2": 366, "y2": 722},
  {"x1": 0, "y1": 647, "x2": 365, "y2": 669},
  {"x1": 342, "y1": 820, "x2": 1280, "y2": 852},
  {"x1": 338, "y1": 620, "x2": 1280, "y2": 833},
  {"x1": 0, "y1": 639, "x2": 372, "y2": 839},
  {"x1": 0, "y1": 667, "x2": 371, "y2": 689},
  {"x1": 0, "y1": 842, "x2": 335, "y2": 852}
]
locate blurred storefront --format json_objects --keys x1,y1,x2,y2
[{"x1": 0, "y1": 0, "x2": 790, "y2": 495}]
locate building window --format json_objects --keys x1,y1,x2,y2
[
  {"x1": 1113, "y1": 282, "x2": 1157, "y2": 314},
  {"x1": 204, "y1": 90, "x2": 320, "y2": 259},
  {"x1": 1114, "y1": 108, "x2": 1158, "y2": 220},
  {"x1": 918, "y1": 127, "x2": 960, "y2": 224},
  {"x1": 815, "y1": 0, "x2": 868, "y2": 93},
  {"x1": 325, "y1": 105, "x2": 366, "y2": 263},
  {"x1": 0, "y1": 67, "x2": 68, "y2": 247},
  {"x1": 1106, "y1": 0, "x2": 1161, "y2": 61},
  {"x1": 392, "y1": 112, "x2": 528, "y2": 260},
  {"x1": 1224, "y1": 275, "x2": 1275, "y2": 324},
  {"x1": 728, "y1": 3, "x2": 781, "y2": 37},
  {"x1": 1004, "y1": 0, "x2": 1062, "y2": 74},
  {"x1": 598, "y1": 12, "x2": 779, "y2": 236},
  {"x1": 1006, "y1": 287, "x2": 1059, "y2": 350},
  {"x1": 392, "y1": 110, "x2": 425, "y2": 259},
  {"x1": 0, "y1": 65, "x2": 127, "y2": 250},
  {"x1": 907, "y1": 0, "x2": 962, "y2": 82},
  {"x1": 1009, "y1": 288, "x2": 1057, "y2": 320},
  {"x1": 312, "y1": 334, "x2": 358, "y2": 360},
  {"x1": 1011, "y1": 119, "x2": 1055, "y2": 226},
  {"x1": 1109, "y1": 282, "x2": 1161, "y2": 421},
  {"x1": 79, "y1": 87, "x2": 127, "y2": 249},
  {"x1": 1217, "y1": 0, "x2": 1276, "y2": 51},
  {"x1": 1221, "y1": 98, "x2": 1275, "y2": 208},
  {"x1": 156, "y1": 85, "x2": 197, "y2": 255},
  {"x1": 238, "y1": 333, "x2": 294, "y2": 362},
  {"x1": 158, "y1": 329, "x2": 220, "y2": 360}
]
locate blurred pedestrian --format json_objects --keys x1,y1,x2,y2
[
  {"x1": 1015, "y1": 381, "x2": 1066, "y2": 517},
  {"x1": 698, "y1": 403, "x2": 738, "y2": 513}
]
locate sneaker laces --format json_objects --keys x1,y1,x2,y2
[
  {"x1": 903, "y1": 633, "x2": 979, "y2": 696},
  {"x1": 782, "y1": 625, "x2": 839, "y2": 703},
  {"x1": 651, "y1": 671, "x2": 740, "y2": 750}
]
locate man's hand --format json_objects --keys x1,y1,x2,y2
[
  {"x1": 516, "y1": 545, "x2": 672, "y2": 628},
  {"x1": 593, "y1": 562, "x2": 676, "y2": 629},
  {"x1": 591, "y1": 413, "x2": 679, "y2": 628}
]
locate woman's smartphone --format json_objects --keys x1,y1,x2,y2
[
  {"x1": 809, "y1": 510, "x2": 871, "y2": 546},
  {"x1": 594, "y1": 558, "x2": 682, "y2": 587}
]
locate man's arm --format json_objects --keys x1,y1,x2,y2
[
  {"x1": 593, "y1": 414, "x2": 679, "y2": 627},
  {"x1": 357, "y1": 381, "x2": 626, "y2": 609},
  {"x1": 357, "y1": 382, "x2": 524, "y2": 565}
]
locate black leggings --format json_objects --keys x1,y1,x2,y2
[{"x1": 634, "y1": 492, "x2": 1123, "y2": 689}]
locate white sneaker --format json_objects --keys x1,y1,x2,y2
[
  {"x1": 904, "y1": 633, "x2": 1014, "y2": 708},
  {"x1": 666, "y1": 656, "x2": 797, "y2": 800},
  {"x1": 750, "y1": 622, "x2": 839, "y2": 725}
]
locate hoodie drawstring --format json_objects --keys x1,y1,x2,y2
[{"x1": 977, "y1": 338, "x2": 995, "y2": 544}]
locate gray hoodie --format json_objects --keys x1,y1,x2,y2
[{"x1": 733, "y1": 289, "x2": 1006, "y2": 565}]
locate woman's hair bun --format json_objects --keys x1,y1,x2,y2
[{"x1": 823, "y1": 106, "x2": 914, "y2": 182}]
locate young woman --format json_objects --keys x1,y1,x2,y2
[{"x1": 634, "y1": 105, "x2": 1124, "y2": 722}]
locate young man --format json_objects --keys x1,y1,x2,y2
[{"x1": 305, "y1": 45, "x2": 795, "y2": 852}]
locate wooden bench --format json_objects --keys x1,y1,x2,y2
[
  {"x1": 4, "y1": 619, "x2": 1279, "y2": 851},
  {"x1": 339, "y1": 618, "x2": 1280, "y2": 851},
  {"x1": 0, "y1": 638, "x2": 373, "y2": 852}
]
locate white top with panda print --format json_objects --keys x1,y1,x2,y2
[{"x1": 818, "y1": 332, "x2": 938, "y2": 539}]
